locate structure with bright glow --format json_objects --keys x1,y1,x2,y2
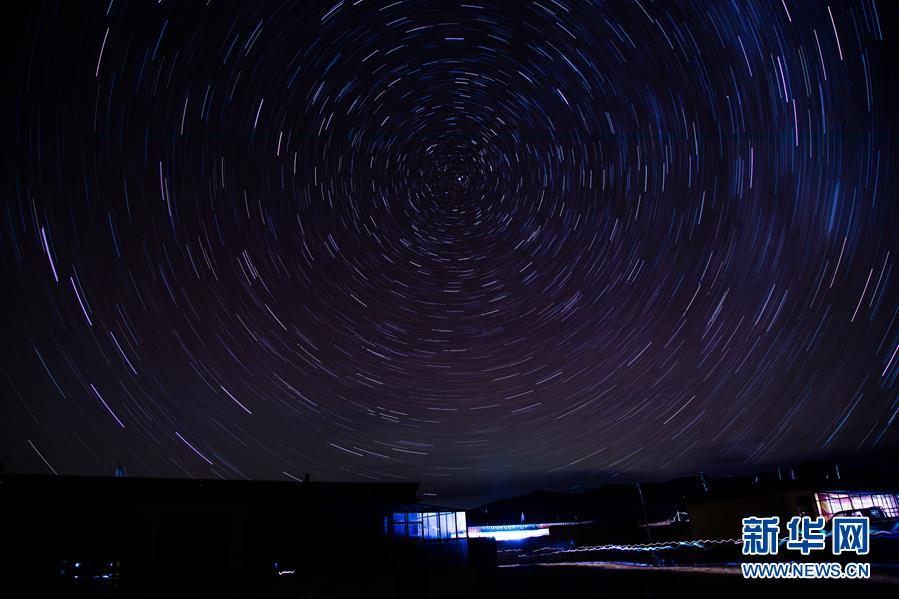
[
  {"x1": 815, "y1": 491, "x2": 899, "y2": 519},
  {"x1": 467, "y1": 522, "x2": 588, "y2": 542}
]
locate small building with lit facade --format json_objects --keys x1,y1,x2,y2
[
  {"x1": 385, "y1": 505, "x2": 469, "y2": 566},
  {"x1": 688, "y1": 483, "x2": 899, "y2": 540},
  {"x1": 814, "y1": 490, "x2": 899, "y2": 520}
]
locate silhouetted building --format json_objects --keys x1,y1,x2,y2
[{"x1": 0, "y1": 474, "x2": 478, "y2": 597}]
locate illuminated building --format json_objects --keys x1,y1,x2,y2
[
  {"x1": 815, "y1": 491, "x2": 899, "y2": 519},
  {"x1": 689, "y1": 484, "x2": 899, "y2": 540},
  {"x1": 387, "y1": 507, "x2": 468, "y2": 541},
  {"x1": 386, "y1": 506, "x2": 470, "y2": 566}
]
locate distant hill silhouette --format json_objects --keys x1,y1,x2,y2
[{"x1": 467, "y1": 461, "x2": 899, "y2": 525}]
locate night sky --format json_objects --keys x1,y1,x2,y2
[{"x1": 3, "y1": 0, "x2": 897, "y2": 505}]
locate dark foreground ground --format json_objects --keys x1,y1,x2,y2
[
  {"x1": 483, "y1": 564, "x2": 899, "y2": 599},
  {"x1": 275, "y1": 563, "x2": 899, "y2": 599},
  {"x1": 41, "y1": 562, "x2": 897, "y2": 599}
]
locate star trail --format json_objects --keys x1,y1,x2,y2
[{"x1": 3, "y1": 0, "x2": 898, "y2": 504}]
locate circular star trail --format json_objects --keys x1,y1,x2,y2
[{"x1": 3, "y1": 1, "x2": 898, "y2": 503}]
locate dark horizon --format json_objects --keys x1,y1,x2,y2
[
  {"x1": 3, "y1": 445, "x2": 897, "y2": 509},
  {"x1": 3, "y1": 0, "x2": 898, "y2": 508}
]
